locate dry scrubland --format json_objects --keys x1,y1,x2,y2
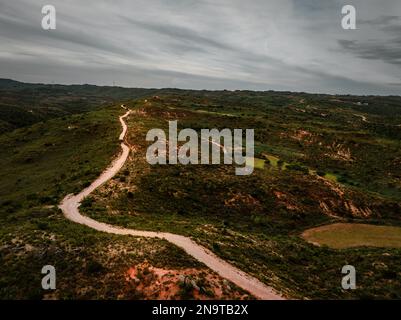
[{"x1": 1, "y1": 79, "x2": 401, "y2": 299}]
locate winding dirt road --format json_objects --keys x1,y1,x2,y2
[
  {"x1": 353, "y1": 113, "x2": 369, "y2": 123},
  {"x1": 59, "y1": 106, "x2": 284, "y2": 300}
]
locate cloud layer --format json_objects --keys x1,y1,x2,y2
[{"x1": 0, "y1": 0, "x2": 400, "y2": 94}]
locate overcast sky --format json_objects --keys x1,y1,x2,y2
[{"x1": 0, "y1": 0, "x2": 400, "y2": 94}]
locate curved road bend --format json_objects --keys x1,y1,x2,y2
[{"x1": 59, "y1": 106, "x2": 285, "y2": 300}]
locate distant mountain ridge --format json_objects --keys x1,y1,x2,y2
[
  {"x1": 0, "y1": 79, "x2": 156, "y2": 134},
  {"x1": 0, "y1": 78, "x2": 36, "y2": 88}
]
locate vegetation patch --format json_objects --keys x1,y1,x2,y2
[{"x1": 302, "y1": 223, "x2": 401, "y2": 249}]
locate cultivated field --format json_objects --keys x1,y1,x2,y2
[{"x1": 302, "y1": 223, "x2": 401, "y2": 249}]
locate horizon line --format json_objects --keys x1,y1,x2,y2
[{"x1": 1, "y1": 77, "x2": 400, "y2": 98}]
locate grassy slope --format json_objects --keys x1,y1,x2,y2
[
  {"x1": 0, "y1": 79, "x2": 156, "y2": 134},
  {"x1": 0, "y1": 103, "x2": 213, "y2": 299},
  {"x1": 82, "y1": 95, "x2": 401, "y2": 299},
  {"x1": 2, "y1": 87, "x2": 401, "y2": 299}
]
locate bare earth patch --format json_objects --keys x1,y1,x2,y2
[{"x1": 125, "y1": 263, "x2": 250, "y2": 300}]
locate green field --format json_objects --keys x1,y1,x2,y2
[{"x1": 302, "y1": 223, "x2": 401, "y2": 249}]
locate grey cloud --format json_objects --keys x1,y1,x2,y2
[
  {"x1": 121, "y1": 17, "x2": 234, "y2": 53},
  {"x1": 359, "y1": 15, "x2": 400, "y2": 26},
  {"x1": 0, "y1": 13, "x2": 143, "y2": 59},
  {"x1": 338, "y1": 39, "x2": 401, "y2": 65},
  {"x1": 0, "y1": 0, "x2": 400, "y2": 95}
]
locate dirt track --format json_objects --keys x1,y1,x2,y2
[{"x1": 59, "y1": 106, "x2": 284, "y2": 300}]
